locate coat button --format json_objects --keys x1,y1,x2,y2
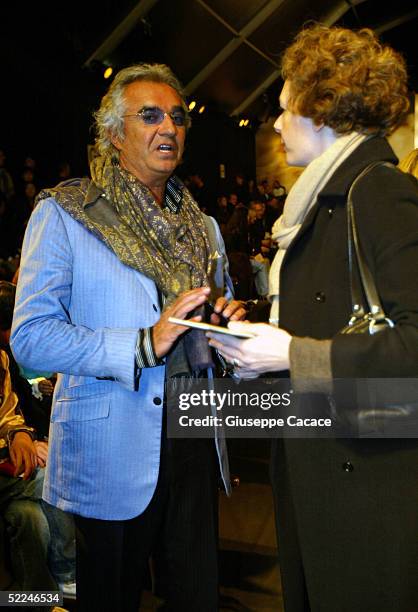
[
  {"x1": 315, "y1": 291, "x2": 326, "y2": 302},
  {"x1": 342, "y1": 461, "x2": 354, "y2": 472},
  {"x1": 153, "y1": 397, "x2": 162, "y2": 405}
]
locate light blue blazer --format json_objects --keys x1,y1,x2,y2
[{"x1": 11, "y1": 197, "x2": 230, "y2": 520}]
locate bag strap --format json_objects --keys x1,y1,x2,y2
[{"x1": 346, "y1": 161, "x2": 394, "y2": 324}]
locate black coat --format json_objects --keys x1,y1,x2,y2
[{"x1": 271, "y1": 137, "x2": 418, "y2": 612}]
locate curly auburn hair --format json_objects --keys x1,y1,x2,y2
[{"x1": 281, "y1": 24, "x2": 410, "y2": 136}]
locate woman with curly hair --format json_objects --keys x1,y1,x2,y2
[{"x1": 208, "y1": 24, "x2": 418, "y2": 612}]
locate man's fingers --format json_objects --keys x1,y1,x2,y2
[
  {"x1": 21, "y1": 450, "x2": 36, "y2": 479},
  {"x1": 12, "y1": 451, "x2": 23, "y2": 478},
  {"x1": 169, "y1": 288, "x2": 209, "y2": 318},
  {"x1": 229, "y1": 306, "x2": 247, "y2": 321}
]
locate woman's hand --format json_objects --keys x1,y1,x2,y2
[{"x1": 207, "y1": 321, "x2": 292, "y2": 379}]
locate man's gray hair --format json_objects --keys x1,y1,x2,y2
[{"x1": 94, "y1": 63, "x2": 190, "y2": 156}]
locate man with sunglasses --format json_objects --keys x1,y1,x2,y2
[{"x1": 11, "y1": 64, "x2": 244, "y2": 612}]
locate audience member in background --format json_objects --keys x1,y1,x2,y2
[
  {"x1": 223, "y1": 193, "x2": 248, "y2": 254},
  {"x1": 0, "y1": 192, "x2": 16, "y2": 261},
  {"x1": 187, "y1": 172, "x2": 211, "y2": 213},
  {"x1": 57, "y1": 161, "x2": 72, "y2": 183},
  {"x1": 0, "y1": 281, "x2": 52, "y2": 438},
  {"x1": 222, "y1": 192, "x2": 258, "y2": 299},
  {"x1": 272, "y1": 179, "x2": 286, "y2": 199},
  {"x1": 23, "y1": 182, "x2": 38, "y2": 211},
  {"x1": 247, "y1": 178, "x2": 257, "y2": 199},
  {"x1": 0, "y1": 149, "x2": 15, "y2": 203},
  {"x1": 248, "y1": 200, "x2": 276, "y2": 263},
  {"x1": 19, "y1": 167, "x2": 35, "y2": 191},
  {"x1": 255, "y1": 181, "x2": 269, "y2": 202},
  {"x1": 0, "y1": 280, "x2": 76, "y2": 599},
  {"x1": 248, "y1": 201, "x2": 266, "y2": 250},
  {"x1": 0, "y1": 348, "x2": 57, "y2": 600},
  {"x1": 214, "y1": 194, "x2": 232, "y2": 234},
  {"x1": 398, "y1": 148, "x2": 418, "y2": 178},
  {"x1": 231, "y1": 172, "x2": 249, "y2": 206},
  {"x1": 247, "y1": 208, "x2": 269, "y2": 298},
  {"x1": 264, "y1": 195, "x2": 285, "y2": 233}
]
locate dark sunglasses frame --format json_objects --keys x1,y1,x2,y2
[{"x1": 123, "y1": 106, "x2": 187, "y2": 126}]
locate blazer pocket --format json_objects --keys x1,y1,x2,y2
[
  {"x1": 52, "y1": 385, "x2": 111, "y2": 422},
  {"x1": 57, "y1": 381, "x2": 112, "y2": 400}
]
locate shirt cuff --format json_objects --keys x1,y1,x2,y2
[
  {"x1": 289, "y1": 337, "x2": 333, "y2": 394},
  {"x1": 135, "y1": 328, "x2": 165, "y2": 369}
]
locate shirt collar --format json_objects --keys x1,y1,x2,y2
[{"x1": 164, "y1": 175, "x2": 183, "y2": 212}]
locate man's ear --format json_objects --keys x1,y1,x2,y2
[{"x1": 109, "y1": 131, "x2": 122, "y2": 150}]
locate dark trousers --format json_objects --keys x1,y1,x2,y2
[{"x1": 74, "y1": 438, "x2": 219, "y2": 612}]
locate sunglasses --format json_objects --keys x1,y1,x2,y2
[{"x1": 123, "y1": 106, "x2": 187, "y2": 126}]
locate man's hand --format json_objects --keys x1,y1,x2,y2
[
  {"x1": 152, "y1": 287, "x2": 211, "y2": 359},
  {"x1": 34, "y1": 440, "x2": 49, "y2": 467},
  {"x1": 38, "y1": 378, "x2": 54, "y2": 396},
  {"x1": 209, "y1": 297, "x2": 247, "y2": 325},
  {"x1": 9, "y1": 432, "x2": 37, "y2": 480}
]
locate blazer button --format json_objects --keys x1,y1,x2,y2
[
  {"x1": 342, "y1": 461, "x2": 354, "y2": 472},
  {"x1": 153, "y1": 397, "x2": 162, "y2": 405},
  {"x1": 315, "y1": 291, "x2": 326, "y2": 303}
]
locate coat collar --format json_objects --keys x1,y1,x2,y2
[
  {"x1": 316, "y1": 136, "x2": 398, "y2": 201},
  {"x1": 282, "y1": 137, "x2": 398, "y2": 263}
]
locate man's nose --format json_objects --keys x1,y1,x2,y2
[{"x1": 159, "y1": 113, "x2": 177, "y2": 134}]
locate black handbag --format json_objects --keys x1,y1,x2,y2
[
  {"x1": 340, "y1": 161, "x2": 395, "y2": 335},
  {"x1": 336, "y1": 162, "x2": 418, "y2": 436}
]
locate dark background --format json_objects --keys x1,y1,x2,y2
[{"x1": 2, "y1": 0, "x2": 417, "y2": 189}]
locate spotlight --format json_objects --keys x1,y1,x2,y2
[
  {"x1": 188, "y1": 101, "x2": 196, "y2": 111},
  {"x1": 239, "y1": 119, "x2": 245, "y2": 127},
  {"x1": 243, "y1": 119, "x2": 250, "y2": 127},
  {"x1": 198, "y1": 105, "x2": 205, "y2": 114},
  {"x1": 103, "y1": 67, "x2": 113, "y2": 79}
]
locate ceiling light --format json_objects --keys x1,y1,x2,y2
[
  {"x1": 239, "y1": 119, "x2": 245, "y2": 127},
  {"x1": 198, "y1": 105, "x2": 205, "y2": 114},
  {"x1": 103, "y1": 67, "x2": 113, "y2": 79},
  {"x1": 243, "y1": 119, "x2": 250, "y2": 126},
  {"x1": 188, "y1": 101, "x2": 196, "y2": 111}
]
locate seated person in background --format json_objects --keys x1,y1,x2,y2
[
  {"x1": 222, "y1": 195, "x2": 254, "y2": 299},
  {"x1": 214, "y1": 194, "x2": 232, "y2": 235},
  {"x1": 0, "y1": 348, "x2": 57, "y2": 597},
  {"x1": 0, "y1": 281, "x2": 76, "y2": 598},
  {"x1": 247, "y1": 208, "x2": 269, "y2": 298},
  {"x1": 0, "y1": 281, "x2": 53, "y2": 440}
]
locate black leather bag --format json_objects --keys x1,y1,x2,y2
[
  {"x1": 335, "y1": 162, "x2": 418, "y2": 436},
  {"x1": 340, "y1": 161, "x2": 395, "y2": 335}
]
